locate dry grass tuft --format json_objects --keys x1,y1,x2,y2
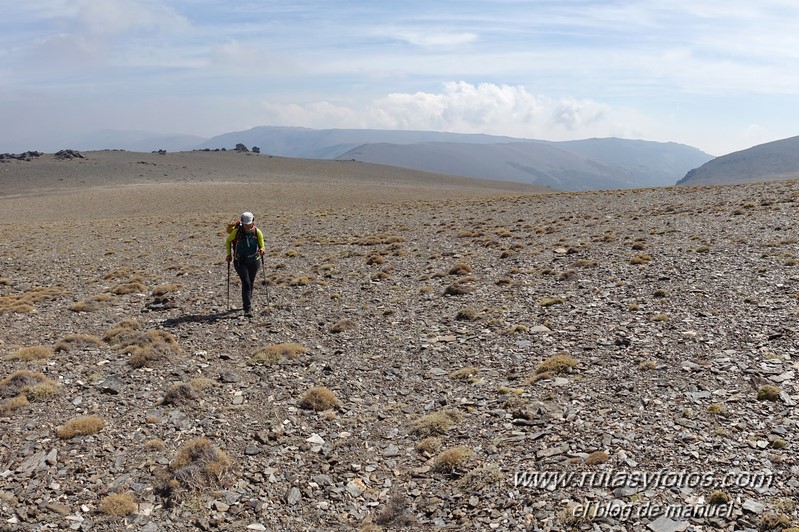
[
  {"x1": 189, "y1": 377, "x2": 216, "y2": 391},
  {"x1": 329, "y1": 319, "x2": 356, "y2": 334},
  {"x1": 354, "y1": 234, "x2": 406, "y2": 246},
  {"x1": 432, "y1": 446, "x2": 473, "y2": 473},
  {"x1": 249, "y1": 343, "x2": 307, "y2": 365},
  {"x1": 4, "y1": 346, "x2": 53, "y2": 362},
  {"x1": 535, "y1": 353, "x2": 578, "y2": 375},
  {"x1": 458, "y1": 464, "x2": 503, "y2": 491},
  {"x1": 444, "y1": 283, "x2": 473, "y2": 296},
  {"x1": 54, "y1": 333, "x2": 104, "y2": 352},
  {"x1": 757, "y1": 385, "x2": 781, "y2": 401},
  {"x1": 145, "y1": 439, "x2": 166, "y2": 450},
  {"x1": 455, "y1": 308, "x2": 479, "y2": 321},
  {"x1": 0, "y1": 286, "x2": 68, "y2": 313},
  {"x1": 416, "y1": 437, "x2": 443, "y2": 455},
  {"x1": 450, "y1": 367, "x2": 480, "y2": 381},
  {"x1": 56, "y1": 415, "x2": 105, "y2": 439},
  {"x1": 0, "y1": 370, "x2": 61, "y2": 402},
  {"x1": 448, "y1": 263, "x2": 473, "y2": 276},
  {"x1": 373, "y1": 491, "x2": 415, "y2": 527},
  {"x1": 109, "y1": 282, "x2": 147, "y2": 295},
  {"x1": 151, "y1": 284, "x2": 180, "y2": 296},
  {"x1": 411, "y1": 410, "x2": 463, "y2": 436},
  {"x1": 584, "y1": 450, "x2": 610, "y2": 465},
  {"x1": 0, "y1": 394, "x2": 29, "y2": 414},
  {"x1": 708, "y1": 490, "x2": 730, "y2": 505},
  {"x1": 69, "y1": 294, "x2": 113, "y2": 313},
  {"x1": 538, "y1": 297, "x2": 565, "y2": 307},
  {"x1": 162, "y1": 383, "x2": 199, "y2": 406},
  {"x1": 104, "y1": 267, "x2": 137, "y2": 280},
  {"x1": 299, "y1": 386, "x2": 339, "y2": 411},
  {"x1": 707, "y1": 403, "x2": 727, "y2": 415},
  {"x1": 166, "y1": 437, "x2": 231, "y2": 493},
  {"x1": 103, "y1": 319, "x2": 142, "y2": 342},
  {"x1": 114, "y1": 329, "x2": 180, "y2": 368},
  {"x1": 98, "y1": 493, "x2": 137, "y2": 516}
]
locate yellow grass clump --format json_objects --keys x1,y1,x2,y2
[
  {"x1": 164, "y1": 437, "x2": 231, "y2": 495},
  {"x1": 113, "y1": 329, "x2": 180, "y2": 368},
  {"x1": 98, "y1": 493, "x2": 137, "y2": 516},
  {"x1": 56, "y1": 415, "x2": 105, "y2": 439},
  {"x1": 757, "y1": 385, "x2": 781, "y2": 401},
  {"x1": 0, "y1": 394, "x2": 29, "y2": 415},
  {"x1": 189, "y1": 377, "x2": 216, "y2": 391},
  {"x1": 0, "y1": 370, "x2": 61, "y2": 403},
  {"x1": 354, "y1": 234, "x2": 405, "y2": 246},
  {"x1": 145, "y1": 439, "x2": 166, "y2": 450},
  {"x1": 448, "y1": 263, "x2": 473, "y2": 276},
  {"x1": 444, "y1": 283, "x2": 473, "y2": 296},
  {"x1": 459, "y1": 464, "x2": 504, "y2": 490},
  {"x1": 69, "y1": 294, "x2": 113, "y2": 313},
  {"x1": 249, "y1": 343, "x2": 307, "y2": 365},
  {"x1": 432, "y1": 446, "x2": 473, "y2": 473},
  {"x1": 416, "y1": 437, "x2": 443, "y2": 455},
  {"x1": 54, "y1": 333, "x2": 104, "y2": 352},
  {"x1": 4, "y1": 346, "x2": 53, "y2": 362},
  {"x1": 299, "y1": 386, "x2": 339, "y2": 411},
  {"x1": 538, "y1": 297, "x2": 565, "y2": 307},
  {"x1": 0, "y1": 286, "x2": 68, "y2": 313},
  {"x1": 103, "y1": 319, "x2": 142, "y2": 343},
  {"x1": 535, "y1": 353, "x2": 578, "y2": 375},
  {"x1": 151, "y1": 284, "x2": 180, "y2": 296},
  {"x1": 104, "y1": 267, "x2": 138, "y2": 280},
  {"x1": 109, "y1": 282, "x2": 147, "y2": 295},
  {"x1": 161, "y1": 383, "x2": 199, "y2": 406},
  {"x1": 411, "y1": 410, "x2": 463, "y2": 436},
  {"x1": 584, "y1": 450, "x2": 610, "y2": 465},
  {"x1": 329, "y1": 319, "x2": 356, "y2": 333},
  {"x1": 449, "y1": 367, "x2": 480, "y2": 381},
  {"x1": 630, "y1": 254, "x2": 653, "y2": 265}
]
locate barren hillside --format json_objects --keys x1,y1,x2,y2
[{"x1": 1, "y1": 152, "x2": 798, "y2": 531}]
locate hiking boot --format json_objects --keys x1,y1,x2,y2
[{"x1": 244, "y1": 308, "x2": 253, "y2": 318}]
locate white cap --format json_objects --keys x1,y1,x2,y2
[{"x1": 240, "y1": 211, "x2": 254, "y2": 224}]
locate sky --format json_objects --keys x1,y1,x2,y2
[{"x1": 2, "y1": 1, "x2": 799, "y2": 156}]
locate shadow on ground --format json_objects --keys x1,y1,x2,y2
[{"x1": 159, "y1": 309, "x2": 239, "y2": 327}]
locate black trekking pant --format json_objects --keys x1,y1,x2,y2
[{"x1": 234, "y1": 259, "x2": 260, "y2": 311}]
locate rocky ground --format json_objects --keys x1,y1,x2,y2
[{"x1": 1, "y1": 152, "x2": 798, "y2": 531}]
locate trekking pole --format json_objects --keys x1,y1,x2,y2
[
  {"x1": 226, "y1": 260, "x2": 231, "y2": 311},
  {"x1": 260, "y1": 254, "x2": 270, "y2": 308}
]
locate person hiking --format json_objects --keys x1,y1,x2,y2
[{"x1": 225, "y1": 211, "x2": 265, "y2": 317}]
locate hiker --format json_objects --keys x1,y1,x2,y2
[{"x1": 225, "y1": 212, "x2": 265, "y2": 316}]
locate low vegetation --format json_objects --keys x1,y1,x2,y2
[
  {"x1": 56, "y1": 416, "x2": 105, "y2": 439},
  {"x1": 299, "y1": 386, "x2": 339, "y2": 411}
]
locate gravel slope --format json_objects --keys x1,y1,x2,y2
[{"x1": 0, "y1": 152, "x2": 798, "y2": 531}]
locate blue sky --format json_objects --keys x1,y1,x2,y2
[{"x1": 2, "y1": 0, "x2": 799, "y2": 155}]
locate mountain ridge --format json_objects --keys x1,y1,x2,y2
[{"x1": 678, "y1": 135, "x2": 799, "y2": 186}]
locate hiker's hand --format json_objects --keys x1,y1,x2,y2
[
  {"x1": 258, "y1": 249, "x2": 265, "y2": 256},
  {"x1": 226, "y1": 255, "x2": 232, "y2": 263}
]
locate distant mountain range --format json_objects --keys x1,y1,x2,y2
[
  {"x1": 6, "y1": 125, "x2": 724, "y2": 190},
  {"x1": 335, "y1": 138, "x2": 711, "y2": 191},
  {"x1": 677, "y1": 135, "x2": 799, "y2": 186},
  {"x1": 194, "y1": 127, "x2": 712, "y2": 191}
]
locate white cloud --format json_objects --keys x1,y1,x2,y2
[
  {"x1": 258, "y1": 82, "x2": 631, "y2": 142},
  {"x1": 74, "y1": 0, "x2": 190, "y2": 35},
  {"x1": 385, "y1": 30, "x2": 478, "y2": 48}
]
